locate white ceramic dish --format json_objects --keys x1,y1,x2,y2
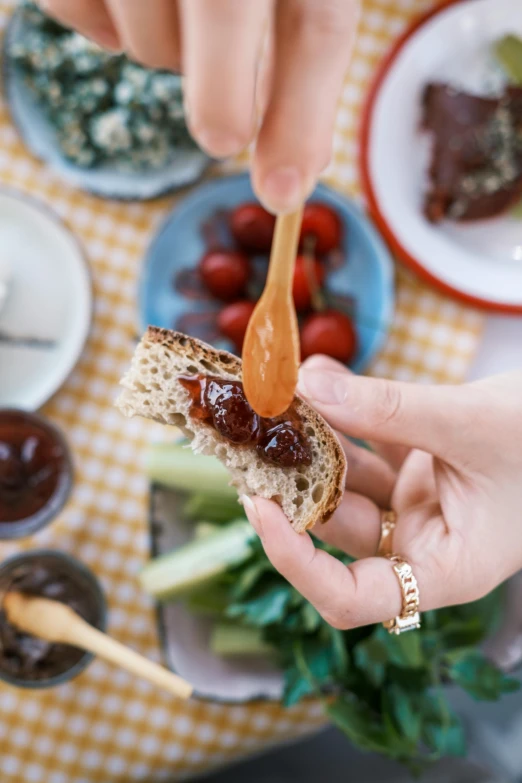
[
  {"x1": 0, "y1": 188, "x2": 92, "y2": 410},
  {"x1": 361, "y1": 0, "x2": 522, "y2": 312}
]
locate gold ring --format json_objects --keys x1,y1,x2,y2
[
  {"x1": 377, "y1": 510, "x2": 396, "y2": 557},
  {"x1": 383, "y1": 555, "x2": 421, "y2": 635}
]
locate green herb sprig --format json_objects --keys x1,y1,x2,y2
[{"x1": 218, "y1": 537, "x2": 519, "y2": 768}]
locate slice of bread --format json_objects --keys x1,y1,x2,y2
[{"x1": 116, "y1": 327, "x2": 347, "y2": 533}]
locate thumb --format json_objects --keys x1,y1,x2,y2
[{"x1": 298, "y1": 367, "x2": 465, "y2": 459}]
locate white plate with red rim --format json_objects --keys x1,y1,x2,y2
[
  {"x1": 360, "y1": 0, "x2": 522, "y2": 313},
  {"x1": 0, "y1": 188, "x2": 92, "y2": 410}
]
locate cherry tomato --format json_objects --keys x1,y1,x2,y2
[
  {"x1": 300, "y1": 203, "x2": 342, "y2": 254},
  {"x1": 217, "y1": 300, "x2": 256, "y2": 353},
  {"x1": 199, "y1": 250, "x2": 250, "y2": 301},
  {"x1": 230, "y1": 203, "x2": 276, "y2": 253},
  {"x1": 300, "y1": 310, "x2": 357, "y2": 364},
  {"x1": 292, "y1": 255, "x2": 325, "y2": 312}
]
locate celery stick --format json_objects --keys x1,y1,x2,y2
[
  {"x1": 183, "y1": 493, "x2": 241, "y2": 523},
  {"x1": 210, "y1": 623, "x2": 274, "y2": 657},
  {"x1": 194, "y1": 522, "x2": 222, "y2": 539},
  {"x1": 146, "y1": 443, "x2": 237, "y2": 498},
  {"x1": 495, "y1": 35, "x2": 522, "y2": 85},
  {"x1": 140, "y1": 521, "x2": 255, "y2": 599}
]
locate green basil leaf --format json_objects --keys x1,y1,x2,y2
[
  {"x1": 421, "y1": 693, "x2": 466, "y2": 758},
  {"x1": 301, "y1": 602, "x2": 322, "y2": 633},
  {"x1": 445, "y1": 649, "x2": 520, "y2": 701},
  {"x1": 282, "y1": 664, "x2": 315, "y2": 707},
  {"x1": 386, "y1": 684, "x2": 422, "y2": 744},
  {"x1": 385, "y1": 627, "x2": 424, "y2": 668},
  {"x1": 230, "y1": 561, "x2": 273, "y2": 600},
  {"x1": 354, "y1": 634, "x2": 387, "y2": 688},
  {"x1": 226, "y1": 585, "x2": 293, "y2": 626},
  {"x1": 326, "y1": 695, "x2": 412, "y2": 760}
]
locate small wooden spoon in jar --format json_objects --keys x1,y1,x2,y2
[
  {"x1": 4, "y1": 592, "x2": 193, "y2": 699},
  {"x1": 242, "y1": 208, "x2": 303, "y2": 418}
]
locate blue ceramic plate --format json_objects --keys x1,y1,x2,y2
[
  {"x1": 140, "y1": 173, "x2": 394, "y2": 372},
  {"x1": 3, "y1": 10, "x2": 209, "y2": 200}
]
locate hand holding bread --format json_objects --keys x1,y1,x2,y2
[{"x1": 244, "y1": 357, "x2": 522, "y2": 630}]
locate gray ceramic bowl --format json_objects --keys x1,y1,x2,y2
[
  {"x1": 0, "y1": 409, "x2": 73, "y2": 540},
  {"x1": 0, "y1": 550, "x2": 107, "y2": 688}
]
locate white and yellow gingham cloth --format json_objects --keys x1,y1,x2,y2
[{"x1": 0, "y1": 0, "x2": 483, "y2": 781}]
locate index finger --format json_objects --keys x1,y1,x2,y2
[
  {"x1": 300, "y1": 356, "x2": 410, "y2": 470},
  {"x1": 243, "y1": 497, "x2": 427, "y2": 629},
  {"x1": 252, "y1": 0, "x2": 359, "y2": 213}
]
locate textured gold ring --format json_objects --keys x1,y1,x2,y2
[
  {"x1": 383, "y1": 555, "x2": 421, "y2": 635},
  {"x1": 377, "y1": 510, "x2": 396, "y2": 557}
]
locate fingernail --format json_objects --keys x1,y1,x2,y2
[
  {"x1": 194, "y1": 129, "x2": 245, "y2": 158},
  {"x1": 260, "y1": 166, "x2": 304, "y2": 213},
  {"x1": 298, "y1": 368, "x2": 347, "y2": 405},
  {"x1": 240, "y1": 495, "x2": 262, "y2": 536}
]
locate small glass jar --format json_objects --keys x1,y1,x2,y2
[
  {"x1": 0, "y1": 409, "x2": 73, "y2": 540},
  {"x1": 0, "y1": 550, "x2": 107, "y2": 688}
]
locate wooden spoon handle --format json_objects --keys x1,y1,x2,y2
[
  {"x1": 266, "y1": 208, "x2": 304, "y2": 290},
  {"x1": 65, "y1": 617, "x2": 193, "y2": 700}
]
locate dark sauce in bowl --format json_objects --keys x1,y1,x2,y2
[
  {"x1": 179, "y1": 375, "x2": 311, "y2": 468},
  {"x1": 0, "y1": 551, "x2": 106, "y2": 687},
  {"x1": 0, "y1": 410, "x2": 73, "y2": 538}
]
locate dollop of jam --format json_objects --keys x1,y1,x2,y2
[
  {"x1": 0, "y1": 412, "x2": 68, "y2": 524},
  {"x1": 179, "y1": 375, "x2": 312, "y2": 468}
]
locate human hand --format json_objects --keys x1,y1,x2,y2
[
  {"x1": 242, "y1": 355, "x2": 522, "y2": 629},
  {"x1": 37, "y1": 0, "x2": 359, "y2": 213}
]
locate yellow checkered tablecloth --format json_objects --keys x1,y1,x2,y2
[{"x1": 0, "y1": 0, "x2": 483, "y2": 781}]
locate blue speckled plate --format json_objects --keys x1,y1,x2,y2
[
  {"x1": 3, "y1": 9, "x2": 209, "y2": 201},
  {"x1": 140, "y1": 173, "x2": 394, "y2": 372}
]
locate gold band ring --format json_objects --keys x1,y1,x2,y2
[
  {"x1": 383, "y1": 555, "x2": 421, "y2": 635},
  {"x1": 377, "y1": 510, "x2": 397, "y2": 557}
]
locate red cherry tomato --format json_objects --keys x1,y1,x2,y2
[
  {"x1": 300, "y1": 310, "x2": 357, "y2": 364},
  {"x1": 300, "y1": 203, "x2": 342, "y2": 255},
  {"x1": 292, "y1": 255, "x2": 325, "y2": 312},
  {"x1": 217, "y1": 300, "x2": 256, "y2": 353},
  {"x1": 199, "y1": 250, "x2": 250, "y2": 301},
  {"x1": 230, "y1": 203, "x2": 276, "y2": 253}
]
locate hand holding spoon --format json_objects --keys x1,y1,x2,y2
[
  {"x1": 242, "y1": 208, "x2": 303, "y2": 418},
  {"x1": 4, "y1": 592, "x2": 193, "y2": 699}
]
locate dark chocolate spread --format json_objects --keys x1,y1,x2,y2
[
  {"x1": 179, "y1": 375, "x2": 312, "y2": 468},
  {"x1": 0, "y1": 562, "x2": 99, "y2": 681}
]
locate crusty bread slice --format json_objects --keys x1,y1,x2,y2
[{"x1": 116, "y1": 327, "x2": 346, "y2": 532}]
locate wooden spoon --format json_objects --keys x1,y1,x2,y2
[
  {"x1": 4, "y1": 592, "x2": 193, "y2": 700},
  {"x1": 242, "y1": 208, "x2": 303, "y2": 418}
]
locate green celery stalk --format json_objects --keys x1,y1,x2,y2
[
  {"x1": 210, "y1": 623, "x2": 274, "y2": 657},
  {"x1": 140, "y1": 521, "x2": 255, "y2": 600},
  {"x1": 146, "y1": 443, "x2": 237, "y2": 498},
  {"x1": 183, "y1": 493, "x2": 241, "y2": 523},
  {"x1": 193, "y1": 522, "x2": 223, "y2": 539},
  {"x1": 495, "y1": 35, "x2": 522, "y2": 85}
]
